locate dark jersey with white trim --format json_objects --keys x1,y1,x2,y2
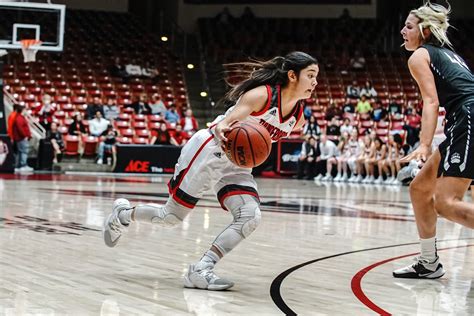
[{"x1": 421, "y1": 44, "x2": 474, "y2": 118}]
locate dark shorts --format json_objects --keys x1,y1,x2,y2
[{"x1": 438, "y1": 103, "x2": 474, "y2": 179}]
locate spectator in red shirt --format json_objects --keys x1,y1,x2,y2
[
  {"x1": 180, "y1": 108, "x2": 198, "y2": 136},
  {"x1": 9, "y1": 104, "x2": 33, "y2": 172},
  {"x1": 171, "y1": 124, "x2": 188, "y2": 146},
  {"x1": 150, "y1": 123, "x2": 171, "y2": 145}
]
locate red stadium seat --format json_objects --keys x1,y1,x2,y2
[
  {"x1": 133, "y1": 114, "x2": 147, "y2": 122},
  {"x1": 117, "y1": 113, "x2": 131, "y2": 122},
  {"x1": 149, "y1": 115, "x2": 165, "y2": 123},
  {"x1": 132, "y1": 121, "x2": 147, "y2": 130},
  {"x1": 64, "y1": 135, "x2": 80, "y2": 156},
  {"x1": 120, "y1": 128, "x2": 134, "y2": 137},
  {"x1": 136, "y1": 129, "x2": 150, "y2": 138},
  {"x1": 133, "y1": 137, "x2": 149, "y2": 145},
  {"x1": 116, "y1": 136, "x2": 132, "y2": 144},
  {"x1": 82, "y1": 136, "x2": 99, "y2": 156},
  {"x1": 58, "y1": 126, "x2": 68, "y2": 135}
]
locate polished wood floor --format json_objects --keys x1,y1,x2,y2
[{"x1": 0, "y1": 173, "x2": 473, "y2": 315}]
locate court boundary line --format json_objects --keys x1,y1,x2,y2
[
  {"x1": 351, "y1": 243, "x2": 474, "y2": 315},
  {"x1": 269, "y1": 238, "x2": 474, "y2": 316}
]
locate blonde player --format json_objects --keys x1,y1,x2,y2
[
  {"x1": 393, "y1": 1, "x2": 474, "y2": 279},
  {"x1": 102, "y1": 52, "x2": 319, "y2": 290}
]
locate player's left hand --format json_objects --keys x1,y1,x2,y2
[{"x1": 400, "y1": 144, "x2": 431, "y2": 163}]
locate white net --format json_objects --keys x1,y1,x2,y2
[{"x1": 20, "y1": 39, "x2": 41, "y2": 63}]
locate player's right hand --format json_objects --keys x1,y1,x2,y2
[{"x1": 215, "y1": 120, "x2": 237, "y2": 143}]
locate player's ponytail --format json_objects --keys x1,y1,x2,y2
[{"x1": 219, "y1": 51, "x2": 317, "y2": 108}]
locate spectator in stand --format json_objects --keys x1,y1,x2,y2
[
  {"x1": 382, "y1": 133, "x2": 403, "y2": 185},
  {"x1": 128, "y1": 94, "x2": 151, "y2": 115},
  {"x1": 149, "y1": 94, "x2": 167, "y2": 117},
  {"x1": 215, "y1": 7, "x2": 234, "y2": 25},
  {"x1": 36, "y1": 94, "x2": 55, "y2": 131},
  {"x1": 314, "y1": 134, "x2": 337, "y2": 180},
  {"x1": 109, "y1": 57, "x2": 129, "y2": 83},
  {"x1": 303, "y1": 103, "x2": 312, "y2": 119},
  {"x1": 360, "y1": 80, "x2": 378, "y2": 101},
  {"x1": 97, "y1": 125, "x2": 118, "y2": 165},
  {"x1": 171, "y1": 124, "x2": 188, "y2": 146},
  {"x1": 68, "y1": 112, "x2": 87, "y2": 137},
  {"x1": 180, "y1": 108, "x2": 198, "y2": 135},
  {"x1": 46, "y1": 122, "x2": 64, "y2": 163},
  {"x1": 165, "y1": 104, "x2": 180, "y2": 124},
  {"x1": 342, "y1": 97, "x2": 355, "y2": 113},
  {"x1": 340, "y1": 117, "x2": 354, "y2": 135},
  {"x1": 296, "y1": 136, "x2": 318, "y2": 180},
  {"x1": 325, "y1": 101, "x2": 342, "y2": 120},
  {"x1": 86, "y1": 97, "x2": 105, "y2": 120},
  {"x1": 371, "y1": 100, "x2": 388, "y2": 122},
  {"x1": 89, "y1": 111, "x2": 110, "y2": 137},
  {"x1": 369, "y1": 138, "x2": 388, "y2": 184},
  {"x1": 349, "y1": 50, "x2": 366, "y2": 71},
  {"x1": 346, "y1": 129, "x2": 363, "y2": 182},
  {"x1": 9, "y1": 104, "x2": 33, "y2": 172},
  {"x1": 303, "y1": 115, "x2": 321, "y2": 137},
  {"x1": 354, "y1": 134, "x2": 373, "y2": 183},
  {"x1": 355, "y1": 95, "x2": 372, "y2": 118},
  {"x1": 326, "y1": 132, "x2": 353, "y2": 181},
  {"x1": 339, "y1": 8, "x2": 352, "y2": 25},
  {"x1": 346, "y1": 80, "x2": 360, "y2": 99},
  {"x1": 151, "y1": 123, "x2": 172, "y2": 145},
  {"x1": 125, "y1": 60, "x2": 142, "y2": 77},
  {"x1": 326, "y1": 117, "x2": 341, "y2": 138},
  {"x1": 142, "y1": 61, "x2": 160, "y2": 83},
  {"x1": 103, "y1": 98, "x2": 119, "y2": 121},
  {"x1": 404, "y1": 103, "x2": 422, "y2": 146},
  {"x1": 388, "y1": 98, "x2": 403, "y2": 117},
  {"x1": 241, "y1": 6, "x2": 255, "y2": 22}
]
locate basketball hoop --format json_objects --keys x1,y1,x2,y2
[{"x1": 20, "y1": 39, "x2": 42, "y2": 63}]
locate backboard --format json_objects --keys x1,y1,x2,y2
[{"x1": 0, "y1": 1, "x2": 65, "y2": 52}]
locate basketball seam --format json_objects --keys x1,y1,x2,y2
[
  {"x1": 233, "y1": 127, "x2": 240, "y2": 165},
  {"x1": 243, "y1": 122, "x2": 271, "y2": 154},
  {"x1": 243, "y1": 127, "x2": 256, "y2": 167}
]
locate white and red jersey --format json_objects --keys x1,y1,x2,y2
[{"x1": 213, "y1": 85, "x2": 304, "y2": 142}]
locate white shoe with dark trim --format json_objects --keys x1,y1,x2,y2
[{"x1": 393, "y1": 256, "x2": 445, "y2": 279}]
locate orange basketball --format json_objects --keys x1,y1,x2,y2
[{"x1": 224, "y1": 121, "x2": 272, "y2": 168}]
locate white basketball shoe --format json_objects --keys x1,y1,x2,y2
[
  {"x1": 103, "y1": 198, "x2": 131, "y2": 247},
  {"x1": 184, "y1": 263, "x2": 234, "y2": 291}
]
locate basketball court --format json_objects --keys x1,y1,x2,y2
[
  {"x1": 1, "y1": 1, "x2": 473, "y2": 315},
  {"x1": 1, "y1": 173, "x2": 472, "y2": 315}
]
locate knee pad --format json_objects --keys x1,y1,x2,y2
[
  {"x1": 224, "y1": 195, "x2": 262, "y2": 238},
  {"x1": 241, "y1": 206, "x2": 261, "y2": 237}
]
